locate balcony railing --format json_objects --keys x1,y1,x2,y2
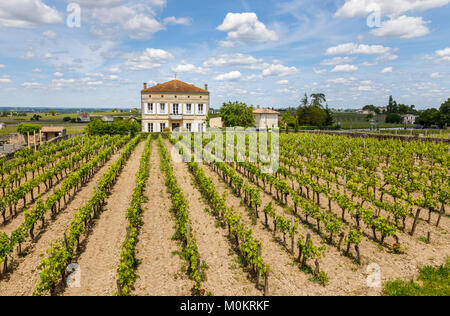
[{"x1": 170, "y1": 114, "x2": 183, "y2": 121}]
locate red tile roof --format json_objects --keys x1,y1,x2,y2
[
  {"x1": 142, "y1": 80, "x2": 209, "y2": 94},
  {"x1": 41, "y1": 126, "x2": 66, "y2": 133},
  {"x1": 253, "y1": 108, "x2": 280, "y2": 114}
]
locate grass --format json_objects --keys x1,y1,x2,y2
[{"x1": 383, "y1": 258, "x2": 450, "y2": 296}]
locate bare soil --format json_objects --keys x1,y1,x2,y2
[
  {"x1": 0, "y1": 148, "x2": 125, "y2": 296},
  {"x1": 133, "y1": 143, "x2": 192, "y2": 296},
  {"x1": 169, "y1": 143, "x2": 261, "y2": 296},
  {"x1": 62, "y1": 141, "x2": 146, "y2": 296}
]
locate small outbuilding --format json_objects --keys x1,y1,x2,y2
[
  {"x1": 41, "y1": 126, "x2": 66, "y2": 141},
  {"x1": 101, "y1": 116, "x2": 115, "y2": 123}
]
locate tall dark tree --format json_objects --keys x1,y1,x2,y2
[{"x1": 310, "y1": 93, "x2": 326, "y2": 107}]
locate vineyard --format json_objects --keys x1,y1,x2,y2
[{"x1": 0, "y1": 132, "x2": 448, "y2": 296}]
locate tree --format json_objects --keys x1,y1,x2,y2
[
  {"x1": 63, "y1": 117, "x2": 71, "y2": 122},
  {"x1": 385, "y1": 113, "x2": 402, "y2": 124},
  {"x1": 85, "y1": 119, "x2": 140, "y2": 136},
  {"x1": 301, "y1": 93, "x2": 309, "y2": 107},
  {"x1": 49, "y1": 110, "x2": 57, "y2": 116},
  {"x1": 220, "y1": 101, "x2": 255, "y2": 128},
  {"x1": 16, "y1": 123, "x2": 41, "y2": 143},
  {"x1": 324, "y1": 105, "x2": 334, "y2": 126},
  {"x1": 417, "y1": 109, "x2": 441, "y2": 127},
  {"x1": 30, "y1": 114, "x2": 42, "y2": 121},
  {"x1": 281, "y1": 113, "x2": 296, "y2": 129},
  {"x1": 387, "y1": 95, "x2": 395, "y2": 113},
  {"x1": 310, "y1": 93, "x2": 326, "y2": 107},
  {"x1": 439, "y1": 99, "x2": 450, "y2": 128},
  {"x1": 297, "y1": 105, "x2": 327, "y2": 126}
]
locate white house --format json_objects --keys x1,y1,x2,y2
[
  {"x1": 141, "y1": 80, "x2": 209, "y2": 132},
  {"x1": 253, "y1": 106, "x2": 279, "y2": 130},
  {"x1": 402, "y1": 114, "x2": 418, "y2": 125},
  {"x1": 0, "y1": 123, "x2": 6, "y2": 130}
]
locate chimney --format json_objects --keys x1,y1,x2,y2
[
  {"x1": 143, "y1": 82, "x2": 147, "y2": 89},
  {"x1": 205, "y1": 84, "x2": 208, "y2": 91}
]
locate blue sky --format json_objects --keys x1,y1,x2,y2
[{"x1": 0, "y1": 0, "x2": 449, "y2": 109}]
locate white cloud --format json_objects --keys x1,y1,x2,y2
[
  {"x1": 358, "y1": 86, "x2": 374, "y2": 91},
  {"x1": 277, "y1": 80, "x2": 289, "y2": 85},
  {"x1": 54, "y1": 72, "x2": 64, "y2": 77},
  {"x1": 66, "y1": 0, "x2": 124, "y2": 8},
  {"x1": 107, "y1": 66, "x2": 121, "y2": 74},
  {"x1": 21, "y1": 51, "x2": 35, "y2": 60},
  {"x1": 331, "y1": 64, "x2": 359, "y2": 72},
  {"x1": 0, "y1": 0, "x2": 63, "y2": 28},
  {"x1": 376, "y1": 53, "x2": 399, "y2": 62},
  {"x1": 436, "y1": 47, "x2": 450, "y2": 61},
  {"x1": 213, "y1": 71, "x2": 242, "y2": 81},
  {"x1": 218, "y1": 40, "x2": 234, "y2": 48},
  {"x1": 172, "y1": 63, "x2": 206, "y2": 74},
  {"x1": 313, "y1": 68, "x2": 327, "y2": 75},
  {"x1": 125, "y1": 48, "x2": 174, "y2": 70},
  {"x1": 381, "y1": 67, "x2": 393, "y2": 73},
  {"x1": 335, "y1": 0, "x2": 450, "y2": 18},
  {"x1": 262, "y1": 64, "x2": 299, "y2": 77},
  {"x1": 22, "y1": 82, "x2": 41, "y2": 88},
  {"x1": 0, "y1": 64, "x2": 5, "y2": 69},
  {"x1": 32, "y1": 68, "x2": 42, "y2": 73},
  {"x1": 0, "y1": 78, "x2": 12, "y2": 84},
  {"x1": 326, "y1": 43, "x2": 391, "y2": 55},
  {"x1": 430, "y1": 72, "x2": 443, "y2": 78},
  {"x1": 217, "y1": 12, "x2": 278, "y2": 42},
  {"x1": 370, "y1": 16, "x2": 430, "y2": 39},
  {"x1": 328, "y1": 78, "x2": 351, "y2": 84},
  {"x1": 320, "y1": 57, "x2": 354, "y2": 66},
  {"x1": 203, "y1": 53, "x2": 264, "y2": 69},
  {"x1": 90, "y1": 6, "x2": 164, "y2": 40},
  {"x1": 43, "y1": 30, "x2": 57, "y2": 39},
  {"x1": 123, "y1": 14, "x2": 164, "y2": 40},
  {"x1": 163, "y1": 16, "x2": 192, "y2": 25}
]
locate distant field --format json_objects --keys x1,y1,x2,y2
[
  {"x1": 0, "y1": 110, "x2": 139, "y2": 136},
  {"x1": 333, "y1": 112, "x2": 404, "y2": 129}
]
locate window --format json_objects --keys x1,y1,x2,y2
[
  {"x1": 173, "y1": 104, "x2": 179, "y2": 115},
  {"x1": 198, "y1": 123, "x2": 204, "y2": 132},
  {"x1": 187, "y1": 104, "x2": 192, "y2": 114},
  {"x1": 198, "y1": 104, "x2": 204, "y2": 114},
  {"x1": 186, "y1": 123, "x2": 192, "y2": 132},
  {"x1": 148, "y1": 123, "x2": 154, "y2": 133},
  {"x1": 147, "y1": 103, "x2": 154, "y2": 113},
  {"x1": 160, "y1": 123, "x2": 166, "y2": 132},
  {"x1": 160, "y1": 103, "x2": 166, "y2": 113}
]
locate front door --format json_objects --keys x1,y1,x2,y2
[{"x1": 172, "y1": 123, "x2": 180, "y2": 131}]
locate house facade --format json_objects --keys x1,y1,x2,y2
[
  {"x1": 402, "y1": 114, "x2": 418, "y2": 125},
  {"x1": 78, "y1": 113, "x2": 91, "y2": 122},
  {"x1": 253, "y1": 106, "x2": 279, "y2": 130},
  {"x1": 141, "y1": 80, "x2": 209, "y2": 132}
]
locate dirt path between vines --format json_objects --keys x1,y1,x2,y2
[
  {"x1": 62, "y1": 141, "x2": 146, "y2": 296},
  {"x1": 198, "y1": 162, "x2": 324, "y2": 296},
  {"x1": 168, "y1": 143, "x2": 261, "y2": 296},
  {"x1": 0, "y1": 147, "x2": 125, "y2": 296},
  {"x1": 133, "y1": 143, "x2": 192, "y2": 296}
]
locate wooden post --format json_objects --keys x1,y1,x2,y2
[
  {"x1": 33, "y1": 130, "x2": 37, "y2": 152},
  {"x1": 263, "y1": 270, "x2": 269, "y2": 296},
  {"x1": 436, "y1": 203, "x2": 445, "y2": 227},
  {"x1": 116, "y1": 279, "x2": 122, "y2": 296},
  {"x1": 427, "y1": 232, "x2": 431, "y2": 244},
  {"x1": 410, "y1": 208, "x2": 421, "y2": 236},
  {"x1": 27, "y1": 132, "x2": 30, "y2": 149}
]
